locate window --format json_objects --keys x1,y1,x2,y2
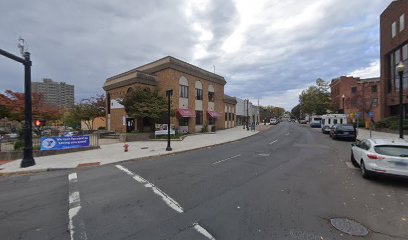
[
  {"x1": 179, "y1": 117, "x2": 189, "y2": 126},
  {"x1": 333, "y1": 119, "x2": 338, "y2": 124},
  {"x1": 403, "y1": 44, "x2": 408, "y2": 61},
  {"x1": 400, "y1": 14, "x2": 405, "y2": 32},
  {"x1": 225, "y1": 112, "x2": 228, "y2": 121},
  {"x1": 340, "y1": 119, "x2": 343, "y2": 124},
  {"x1": 229, "y1": 112, "x2": 232, "y2": 121},
  {"x1": 208, "y1": 91, "x2": 214, "y2": 102},
  {"x1": 195, "y1": 111, "x2": 203, "y2": 125},
  {"x1": 351, "y1": 86, "x2": 357, "y2": 94},
  {"x1": 208, "y1": 117, "x2": 215, "y2": 125},
  {"x1": 372, "y1": 98, "x2": 378, "y2": 107},
  {"x1": 180, "y1": 85, "x2": 188, "y2": 98},
  {"x1": 371, "y1": 85, "x2": 377, "y2": 93},
  {"x1": 196, "y1": 88, "x2": 203, "y2": 100},
  {"x1": 392, "y1": 21, "x2": 397, "y2": 38}
]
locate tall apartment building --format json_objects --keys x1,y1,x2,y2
[
  {"x1": 32, "y1": 78, "x2": 75, "y2": 108},
  {"x1": 380, "y1": 0, "x2": 408, "y2": 118}
]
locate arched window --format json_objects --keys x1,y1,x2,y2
[
  {"x1": 208, "y1": 84, "x2": 214, "y2": 102},
  {"x1": 179, "y1": 76, "x2": 188, "y2": 98},
  {"x1": 195, "y1": 81, "x2": 203, "y2": 100}
]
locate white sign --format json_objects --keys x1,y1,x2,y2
[
  {"x1": 111, "y1": 99, "x2": 124, "y2": 109},
  {"x1": 155, "y1": 124, "x2": 175, "y2": 136}
]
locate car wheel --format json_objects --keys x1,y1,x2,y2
[
  {"x1": 360, "y1": 160, "x2": 370, "y2": 179},
  {"x1": 351, "y1": 151, "x2": 359, "y2": 167}
]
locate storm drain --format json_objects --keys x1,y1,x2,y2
[{"x1": 330, "y1": 218, "x2": 369, "y2": 237}]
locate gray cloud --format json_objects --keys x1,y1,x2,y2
[{"x1": 0, "y1": 0, "x2": 393, "y2": 110}]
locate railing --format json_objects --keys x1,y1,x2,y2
[{"x1": 0, "y1": 134, "x2": 99, "y2": 152}]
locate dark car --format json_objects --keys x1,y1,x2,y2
[
  {"x1": 329, "y1": 124, "x2": 356, "y2": 141},
  {"x1": 321, "y1": 125, "x2": 331, "y2": 134}
]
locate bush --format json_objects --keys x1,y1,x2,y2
[
  {"x1": 14, "y1": 140, "x2": 24, "y2": 150},
  {"x1": 211, "y1": 126, "x2": 216, "y2": 132},
  {"x1": 201, "y1": 124, "x2": 208, "y2": 133},
  {"x1": 375, "y1": 116, "x2": 408, "y2": 130}
]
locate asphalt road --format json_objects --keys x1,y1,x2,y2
[{"x1": 1, "y1": 122, "x2": 408, "y2": 240}]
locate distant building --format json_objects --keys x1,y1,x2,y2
[
  {"x1": 235, "y1": 98, "x2": 260, "y2": 125},
  {"x1": 380, "y1": 0, "x2": 408, "y2": 118},
  {"x1": 330, "y1": 76, "x2": 381, "y2": 122},
  {"x1": 32, "y1": 78, "x2": 74, "y2": 108}
]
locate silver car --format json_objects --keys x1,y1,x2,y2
[{"x1": 351, "y1": 138, "x2": 408, "y2": 178}]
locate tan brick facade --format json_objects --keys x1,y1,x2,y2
[{"x1": 103, "y1": 56, "x2": 236, "y2": 133}]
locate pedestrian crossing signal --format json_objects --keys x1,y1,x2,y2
[{"x1": 35, "y1": 119, "x2": 46, "y2": 127}]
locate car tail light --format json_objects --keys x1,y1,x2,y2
[{"x1": 367, "y1": 154, "x2": 385, "y2": 160}]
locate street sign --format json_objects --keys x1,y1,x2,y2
[
  {"x1": 356, "y1": 112, "x2": 361, "y2": 118},
  {"x1": 350, "y1": 112, "x2": 355, "y2": 118},
  {"x1": 368, "y1": 112, "x2": 374, "y2": 118}
]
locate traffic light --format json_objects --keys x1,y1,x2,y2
[{"x1": 35, "y1": 119, "x2": 46, "y2": 127}]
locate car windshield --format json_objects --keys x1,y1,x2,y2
[
  {"x1": 374, "y1": 145, "x2": 408, "y2": 157},
  {"x1": 338, "y1": 125, "x2": 354, "y2": 131}
]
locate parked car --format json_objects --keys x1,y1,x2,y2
[
  {"x1": 321, "y1": 125, "x2": 331, "y2": 134},
  {"x1": 270, "y1": 118, "x2": 278, "y2": 125},
  {"x1": 299, "y1": 119, "x2": 308, "y2": 124},
  {"x1": 63, "y1": 131, "x2": 78, "y2": 137},
  {"x1": 329, "y1": 124, "x2": 356, "y2": 141},
  {"x1": 351, "y1": 138, "x2": 408, "y2": 178}
]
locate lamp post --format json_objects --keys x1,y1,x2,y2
[
  {"x1": 342, "y1": 94, "x2": 345, "y2": 114},
  {"x1": 165, "y1": 89, "x2": 173, "y2": 151},
  {"x1": 246, "y1": 99, "x2": 249, "y2": 131},
  {"x1": 0, "y1": 44, "x2": 35, "y2": 168},
  {"x1": 397, "y1": 62, "x2": 405, "y2": 139}
]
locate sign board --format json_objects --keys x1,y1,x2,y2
[
  {"x1": 356, "y1": 112, "x2": 361, "y2": 118},
  {"x1": 40, "y1": 136, "x2": 90, "y2": 151},
  {"x1": 155, "y1": 124, "x2": 175, "y2": 136},
  {"x1": 368, "y1": 112, "x2": 374, "y2": 118},
  {"x1": 350, "y1": 112, "x2": 355, "y2": 118}
]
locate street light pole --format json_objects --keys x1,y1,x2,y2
[
  {"x1": 397, "y1": 62, "x2": 405, "y2": 139},
  {"x1": 166, "y1": 89, "x2": 173, "y2": 151},
  {"x1": 246, "y1": 99, "x2": 249, "y2": 131},
  {"x1": 342, "y1": 94, "x2": 345, "y2": 114},
  {"x1": 0, "y1": 47, "x2": 35, "y2": 167}
]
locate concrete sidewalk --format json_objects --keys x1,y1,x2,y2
[
  {"x1": 357, "y1": 128, "x2": 400, "y2": 140},
  {"x1": 0, "y1": 126, "x2": 266, "y2": 174}
]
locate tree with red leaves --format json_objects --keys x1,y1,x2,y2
[{"x1": 0, "y1": 90, "x2": 61, "y2": 122}]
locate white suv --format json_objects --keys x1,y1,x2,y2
[{"x1": 351, "y1": 138, "x2": 408, "y2": 178}]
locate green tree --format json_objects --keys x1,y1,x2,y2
[
  {"x1": 118, "y1": 88, "x2": 173, "y2": 123},
  {"x1": 291, "y1": 104, "x2": 301, "y2": 119},
  {"x1": 70, "y1": 94, "x2": 105, "y2": 130},
  {"x1": 299, "y1": 78, "x2": 332, "y2": 115}
]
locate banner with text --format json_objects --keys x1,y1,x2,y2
[{"x1": 40, "y1": 136, "x2": 90, "y2": 151}]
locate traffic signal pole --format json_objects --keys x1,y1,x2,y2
[{"x1": 0, "y1": 48, "x2": 35, "y2": 167}]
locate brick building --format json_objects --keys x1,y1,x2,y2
[
  {"x1": 223, "y1": 95, "x2": 237, "y2": 129},
  {"x1": 103, "y1": 56, "x2": 236, "y2": 133},
  {"x1": 330, "y1": 76, "x2": 381, "y2": 122},
  {"x1": 380, "y1": 0, "x2": 408, "y2": 118}
]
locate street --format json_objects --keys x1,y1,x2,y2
[{"x1": 1, "y1": 122, "x2": 408, "y2": 240}]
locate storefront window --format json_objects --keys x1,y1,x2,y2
[{"x1": 179, "y1": 117, "x2": 189, "y2": 126}]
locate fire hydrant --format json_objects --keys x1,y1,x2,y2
[{"x1": 123, "y1": 142, "x2": 129, "y2": 152}]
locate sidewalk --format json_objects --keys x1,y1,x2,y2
[
  {"x1": 0, "y1": 126, "x2": 266, "y2": 174},
  {"x1": 357, "y1": 128, "x2": 400, "y2": 140}
]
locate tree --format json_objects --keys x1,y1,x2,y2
[
  {"x1": 118, "y1": 88, "x2": 173, "y2": 123},
  {"x1": 299, "y1": 78, "x2": 332, "y2": 115},
  {"x1": 291, "y1": 104, "x2": 301, "y2": 119},
  {"x1": 69, "y1": 94, "x2": 106, "y2": 130},
  {"x1": 0, "y1": 90, "x2": 61, "y2": 122}
]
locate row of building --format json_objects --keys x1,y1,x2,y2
[
  {"x1": 330, "y1": 0, "x2": 407, "y2": 123},
  {"x1": 102, "y1": 56, "x2": 260, "y2": 133}
]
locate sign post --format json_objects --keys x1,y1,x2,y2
[{"x1": 368, "y1": 112, "x2": 374, "y2": 138}]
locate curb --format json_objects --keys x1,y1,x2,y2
[{"x1": 0, "y1": 129, "x2": 267, "y2": 177}]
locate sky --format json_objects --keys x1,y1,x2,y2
[{"x1": 0, "y1": 0, "x2": 394, "y2": 111}]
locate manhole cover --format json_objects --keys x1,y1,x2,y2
[
  {"x1": 330, "y1": 218, "x2": 368, "y2": 236},
  {"x1": 141, "y1": 147, "x2": 148, "y2": 149}
]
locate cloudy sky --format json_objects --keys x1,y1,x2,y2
[{"x1": 0, "y1": 0, "x2": 393, "y2": 111}]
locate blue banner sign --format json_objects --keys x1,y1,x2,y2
[{"x1": 40, "y1": 136, "x2": 90, "y2": 151}]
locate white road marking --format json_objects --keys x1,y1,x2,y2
[
  {"x1": 212, "y1": 154, "x2": 241, "y2": 165},
  {"x1": 285, "y1": 133, "x2": 290, "y2": 136},
  {"x1": 116, "y1": 165, "x2": 184, "y2": 213},
  {"x1": 258, "y1": 153, "x2": 270, "y2": 157},
  {"x1": 269, "y1": 140, "x2": 278, "y2": 145},
  {"x1": 68, "y1": 172, "x2": 88, "y2": 240},
  {"x1": 193, "y1": 223, "x2": 216, "y2": 240}
]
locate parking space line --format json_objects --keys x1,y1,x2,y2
[
  {"x1": 68, "y1": 172, "x2": 88, "y2": 240},
  {"x1": 269, "y1": 140, "x2": 278, "y2": 145},
  {"x1": 193, "y1": 223, "x2": 216, "y2": 240},
  {"x1": 212, "y1": 154, "x2": 241, "y2": 165},
  {"x1": 116, "y1": 165, "x2": 184, "y2": 213}
]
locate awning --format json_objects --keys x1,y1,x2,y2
[
  {"x1": 208, "y1": 111, "x2": 221, "y2": 118},
  {"x1": 177, "y1": 108, "x2": 196, "y2": 118}
]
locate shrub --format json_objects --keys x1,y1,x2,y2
[
  {"x1": 201, "y1": 124, "x2": 208, "y2": 133},
  {"x1": 14, "y1": 140, "x2": 24, "y2": 150}
]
